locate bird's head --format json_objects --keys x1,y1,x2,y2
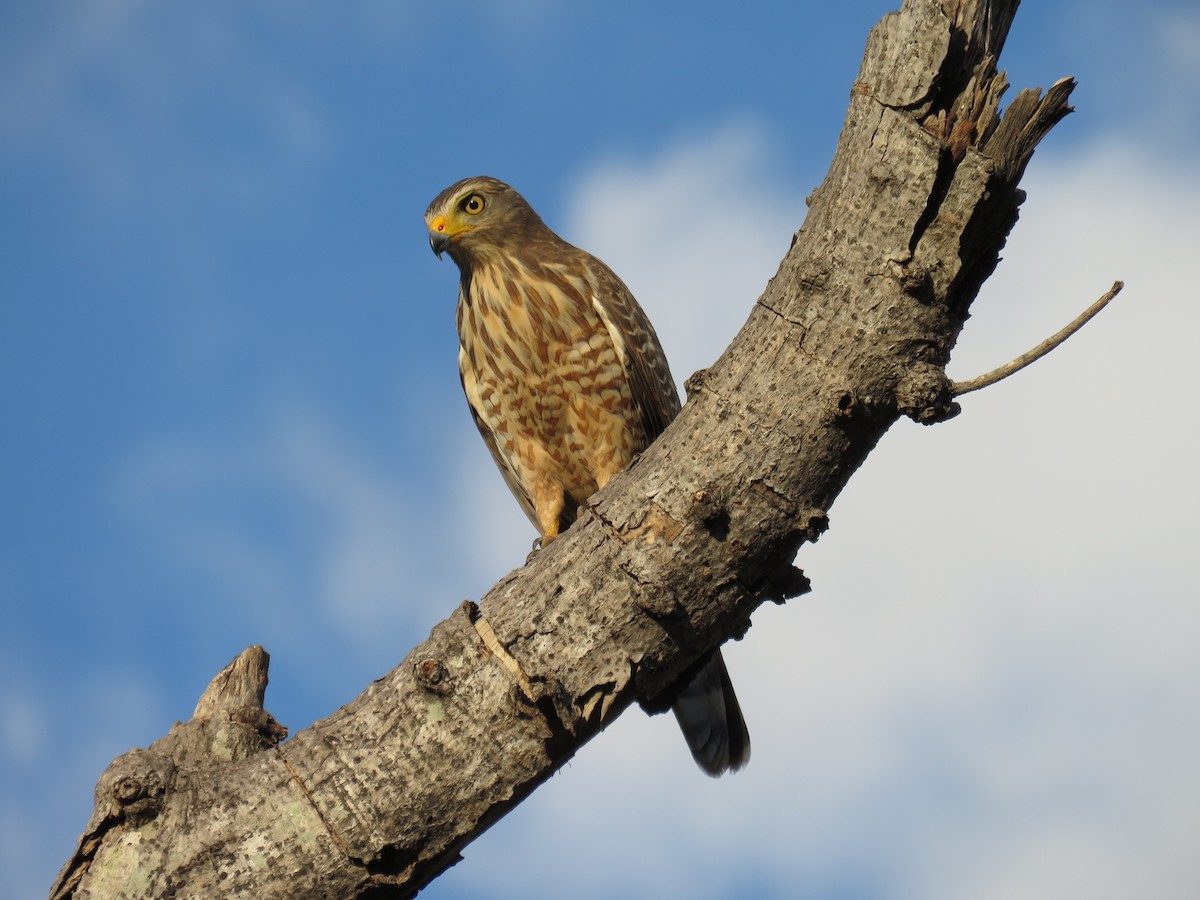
[{"x1": 424, "y1": 176, "x2": 545, "y2": 266}]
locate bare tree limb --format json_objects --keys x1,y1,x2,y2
[
  {"x1": 952, "y1": 280, "x2": 1125, "y2": 395},
  {"x1": 53, "y1": 2, "x2": 1091, "y2": 897}
]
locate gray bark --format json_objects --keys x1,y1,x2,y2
[{"x1": 52, "y1": 1, "x2": 1076, "y2": 897}]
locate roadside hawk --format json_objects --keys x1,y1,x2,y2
[{"x1": 425, "y1": 175, "x2": 750, "y2": 776}]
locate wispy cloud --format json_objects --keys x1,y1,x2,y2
[
  {"x1": 0, "y1": 3, "x2": 332, "y2": 219},
  {"x1": 109, "y1": 404, "x2": 444, "y2": 652}
]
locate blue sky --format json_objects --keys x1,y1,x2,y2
[{"x1": 3, "y1": 2, "x2": 1199, "y2": 898}]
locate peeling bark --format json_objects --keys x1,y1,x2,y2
[{"x1": 53, "y1": 2, "x2": 1079, "y2": 897}]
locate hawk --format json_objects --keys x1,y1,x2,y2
[{"x1": 426, "y1": 176, "x2": 749, "y2": 776}]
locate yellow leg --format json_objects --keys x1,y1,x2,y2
[{"x1": 531, "y1": 477, "x2": 565, "y2": 544}]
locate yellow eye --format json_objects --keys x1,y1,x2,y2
[{"x1": 461, "y1": 194, "x2": 485, "y2": 215}]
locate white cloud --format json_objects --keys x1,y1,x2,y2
[
  {"x1": 431, "y1": 127, "x2": 1200, "y2": 900},
  {"x1": 110, "y1": 404, "x2": 434, "y2": 653}
]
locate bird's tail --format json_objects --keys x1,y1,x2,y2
[{"x1": 671, "y1": 650, "x2": 750, "y2": 776}]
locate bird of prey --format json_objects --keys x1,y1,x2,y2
[{"x1": 425, "y1": 175, "x2": 749, "y2": 776}]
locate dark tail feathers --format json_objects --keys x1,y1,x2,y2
[{"x1": 671, "y1": 650, "x2": 750, "y2": 776}]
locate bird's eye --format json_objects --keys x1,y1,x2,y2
[{"x1": 461, "y1": 194, "x2": 485, "y2": 215}]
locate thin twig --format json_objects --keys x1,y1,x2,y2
[{"x1": 952, "y1": 280, "x2": 1124, "y2": 396}]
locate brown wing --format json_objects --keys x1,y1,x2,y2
[{"x1": 584, "y1": 256, "x2": 682, "y2": 447}]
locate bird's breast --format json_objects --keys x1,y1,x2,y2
[{"x1": 456, "y1": 259, "x2": 643, "y2": 501}]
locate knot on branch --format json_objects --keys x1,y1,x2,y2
[
  {"x1": 897, "y1": 260, "x2": 934, "y2": 301},
  {"x1": 831, "y1": 390, "x2": 858, "y2": 418},
  {"x1": 51, "y1": 749, "x2": 180, "y2": 898},
  {"x1": 895, "y1": 361, "x2": 960, "y2": 424},
  {"x1": 97, "y1": 748, "x2": 176, "y2": 826},
  {"x1": 692, "y1": 489, "x2": 732, "y2": 542},
  {"x1": 415, "y1": 657, "x2": 454, "y2": 695},
  {"x1": 683, "y1": 366, "x2": 712, "y2": 400}
]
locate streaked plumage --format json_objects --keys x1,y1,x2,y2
[{"x1": 425, "y1": 175, "x2": 749, "y2": 775}]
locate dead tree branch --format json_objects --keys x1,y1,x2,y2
[{"x1": 53, "y1": 1, "x2": 1099, "y2": 897}]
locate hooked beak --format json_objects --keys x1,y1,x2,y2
[
  {"x1": 429, "y1": 230, "x2": 450, "y2": 258},
  {"x1": 428, "y1": 214, "x2": 453, "y2": 259}
]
